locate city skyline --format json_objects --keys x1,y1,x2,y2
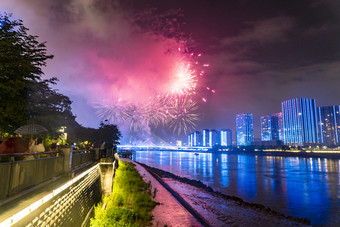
[{"x1": 188, "y1": 97, "x2": 340, "y2": 147}]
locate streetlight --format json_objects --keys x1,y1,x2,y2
[{"x1": 59, "y1": 126, "x2": 67, "y2": 145}]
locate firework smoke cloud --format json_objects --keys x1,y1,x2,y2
[{"x1": 0, "y1": 0, "x2": 213, "y2": 143}]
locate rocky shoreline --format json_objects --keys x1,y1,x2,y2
[{"x1": 138, "y1": 162, "x2": 312, "y2": 226}]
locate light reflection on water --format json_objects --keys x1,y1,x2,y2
[{"x1": 133, "y1": 151, "x2": 340, "y2": 226}]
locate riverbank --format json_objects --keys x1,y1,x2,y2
[
  {"x1": 214, "y1": 150, "x2": 340, "y2": 159},
  {"x1": 125, "y1": 147, "x2": 340, "y2": 159},
  {"x1": 90, "y1": 161, "x2": 158, "y2": 226},
  {"x1": 188, "y1": 149, "x2": 340, "y2": 159},
  {"x1": 139, "y1": 162, "x2": 312, "y2": 227}
]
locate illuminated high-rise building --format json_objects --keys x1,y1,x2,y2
[
  {"x1": 274, "y1": 112, "x2": 284, "y2": 141},
  {"x1": 261, "y1": 112, "x2": 283, "y2": 141},
  {"x1": 261, "y1": 115, "x2": 271, "y2": 141},
  {"x1": 220, "y1": 129, "x2": 232, "y2": 146},
  {"x1": 236, "y1": 113, "x2": 254, "y2": 146},
  {"x1": 202, "y1": 129, "x2": 210, "y2": 147},
  {"x1": 193, "y1": 131, "x2": 201, "y2": 146},
  {"x1": 281, "y1": 98, "x2": 318, "y2": 146},
  {"x1": 317, "y1": 105, "x2": 340, "y2": 145},
  {"x1": 187, "y1": 133, "x2": 193, "y2": 146},
  {"x1": 209, "y1": 129, "x2": 218, "y2": 146},
  {"x1": 337, "y1": 107, "x2": 340, "y2": 143}
]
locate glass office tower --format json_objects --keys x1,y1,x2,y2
[
  {"x1": 220, "y1": 129, "x2": 232, "y2": 146},
  {"x1": 281, "y1": 98, "x2": 318, "y2": 146},
  {"x1": 236, "y1": 113, "x2": 254, "y2": 146},
  {"x1": 318, "y1": 105, "x2": 340, "y2": 145},
  {"x1": 261, "y1": 115, "x2": 272, "y2": 141},
  {"x1": 209, "y1": 129, "x2": 218, "y2": 146},
  {"x1": 187, "y1": 133, "x2": 193, "y2": 146},
  {"x1": 193, "y1": 131, "x2": 201, "y2": 146},
  {"x1": 261, "y1": 112, "x2": 283, "y2": 141},
  {"x1": 202, "y1": 129, "x2": 210, "y2": 147},
  {"x1": 273, "y1": 112, "x2": 284, "y2": 141}
]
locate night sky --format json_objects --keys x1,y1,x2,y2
[{"x1": 1, "y1": 0, "x2": 340, "y2": 141}]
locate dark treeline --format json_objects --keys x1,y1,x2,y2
[{"x1": 0, "y1": 13, "x2": 120, "y2": 147}]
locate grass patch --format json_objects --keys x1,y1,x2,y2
[{"x1": 91, "y1": 161, "x2": 158, "y2": 227}]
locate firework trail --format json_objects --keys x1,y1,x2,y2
[
  {"x1": 170, "y1": 61, "x2": 197, "y2": 95},
  {"x1": 167, "y1": 96, "x2": 200, "y2": 135}
]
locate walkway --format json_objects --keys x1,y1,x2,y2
[{"x1": 121, "y1": 158, "x2": 201, "y2": 227}]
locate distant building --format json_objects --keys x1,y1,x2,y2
[
  {"x1": 236, "y1": 113, "x2": 254, "y2": 146},
  {"x1": 273, "y1": 112, "x2": 284, "y2": 141},
  {"x1": 318, "y1": 105, "x2": 340, "y2": 145},
  {"x1": 281, "y1": 98, "x2": 319, "y2": 146},
  {"x1": 202, "y1": 129, "x2": 210, "y2": 147},
  {"x1": 220, "y1": 129, "x2": 232, "y2": 146},
  {"x1": 193, "y1": 131, "x2": 201, "y2": 146},
  {"x1": 209, "y1": 129, "x2": 219, "y2": 146},
  {"x1": 261, "y1": 115, "x2": 271, "y2": 141},
  {"x1": 187, "y1": 133, "x2": 193, "y2": 146},
  {"x1": 261, "y1": 112, "x2": 283, "y2": 141}
]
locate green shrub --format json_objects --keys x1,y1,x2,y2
[{"x1": 91, "y1": 161, "x2": 158, "y2": 226}]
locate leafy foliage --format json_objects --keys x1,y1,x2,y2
[
  {"x1": 0, "y1": 13, "x2": 54, "y2": 132},
  {"x1": 91, "y1": 161, "x2": 158, "y2": 226},
  {"x1": 66, "y1": 122, "x2": 121, "y2": 147},
  {"x1": 25, "y1": 77, "x2": 78, "y2": 137},
  {"x1": 96, "y1": 122, "x2": 121, "y2": 144},
  {"x1": 0, "y1": 13, "x2": 121, "y2": 144},
  {"x1": 0, "y1": 13, "x2": 78, "y2": 136}
]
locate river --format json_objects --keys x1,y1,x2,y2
[{"x1": 132, "y1": 150, "x2": 340, "y2": 226}]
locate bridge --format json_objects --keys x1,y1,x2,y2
[
  {"x1": 0, "y1": 149, "x2": 118, "y2": 227},
  {"x1": 118, "y1": 144, "x2": 210, "y2": 152}
]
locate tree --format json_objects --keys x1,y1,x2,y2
[
  {"x1": 0, "y1": 14, "x2": 121, "y2": 144},
  {"x1": 66, "y1": 123, "x2": 121, "y2": 148},
  {"x1": 0, "y1": 13, "x2": 54, "y2": 133},
  {"x1": 96, "y1": 122, "x2": 121, "y2": 145},
  {"x1": 0, "y1": 13, "x2": 80, "y2": 136},
  {"x1": 25, "y1": 77, "x2": 78, "y2": 137}
]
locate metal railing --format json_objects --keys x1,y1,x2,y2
[
  {"x1": 0, "y1": 152, "x2": 64, "y2": 199},
  {"x1": 1, "y1": 159, "x2": 119, "y2": 226},
  {"x1": 1, "y1": 163, "x2": 103, "y2": 226},
  {"x1": 0, "y1": 149, "x2": 98, "y2": 200},
  {"x1": 0, "y1": 151, "x2": 61, "y2": 162},
  {"x1": 71, "y1": 150, "x2": 96, "y2": 170}
]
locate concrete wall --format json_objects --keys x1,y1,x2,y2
[
  {"x1": 16, "y1": 165, "x2": 102, "y2": 227},
  {"x1": 1, "y1": 157, "x2": 119, "y2": 226}
]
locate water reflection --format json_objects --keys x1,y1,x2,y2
[{"x1": 133, "y1": 151, "x2": 340, "y2": 226}]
